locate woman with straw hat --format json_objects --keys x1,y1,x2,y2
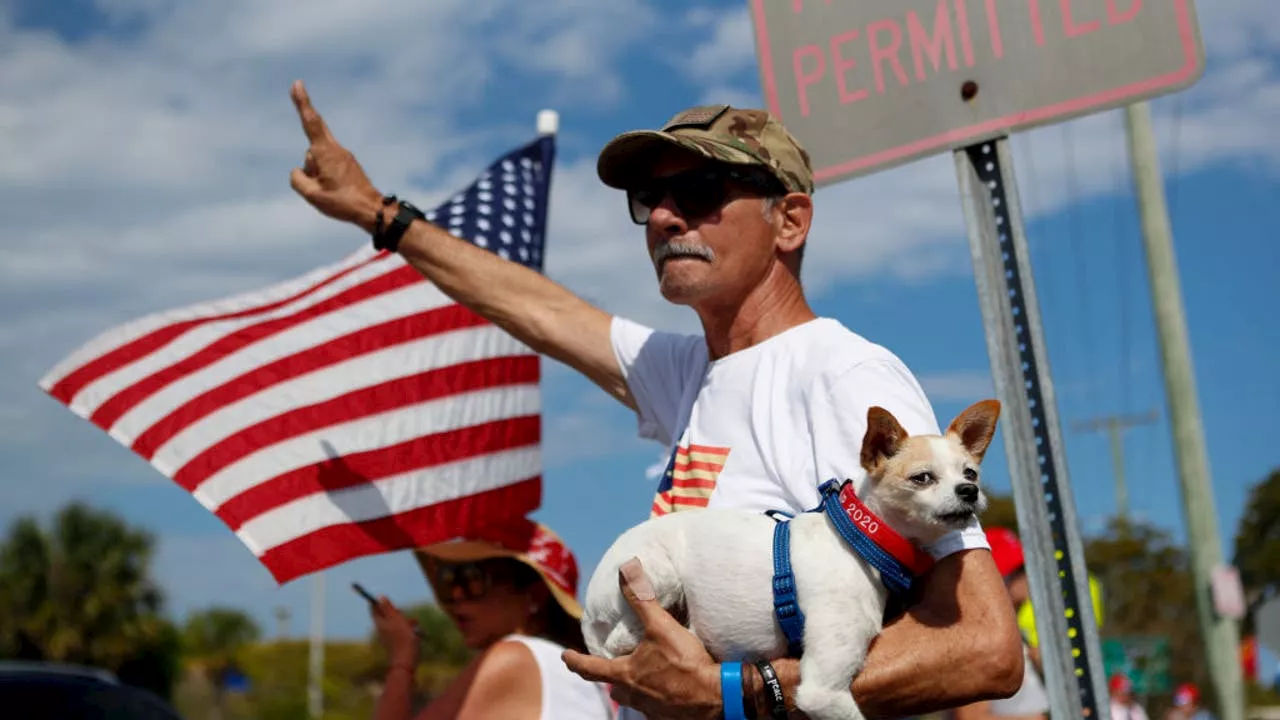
[{"x1": 370, "y1": 518, "x2": 616, "y2": 720}]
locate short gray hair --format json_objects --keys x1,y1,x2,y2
[{"x1": 762, "y1": 196, "x2": 782, "y2": 219}]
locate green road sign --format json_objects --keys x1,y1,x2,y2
[{"x1": 1103, "y1": 636, "x2": 1173, "y2": 695}]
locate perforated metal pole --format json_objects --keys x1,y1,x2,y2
[{"x1": 955, "y1": 138, "x2": 1109, "y2": 720}]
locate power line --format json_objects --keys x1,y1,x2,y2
[
  {"x1": 1072, "y1": 409, "x2": 1160, "y2": 518},
  {"x1": 1061, "y1": 122, "x2": 1103, "y2": 409}
]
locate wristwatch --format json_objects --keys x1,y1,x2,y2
[{"x1": 372, "y1": 195, "x2": 426, "y2": 253}]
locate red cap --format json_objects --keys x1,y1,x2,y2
[
  {"x1": 985, "y1": 527, "x2": 1025, "y2": 577},
  {"x1": 1174, "y1": 683, "x2": 1199, "y2": 706},
  {"x1": 1109, "y1": 673, "x2": 1133, "y2": 695}
]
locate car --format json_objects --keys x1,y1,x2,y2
[{"x1": 0, "y1": 661, "x2": 185, "y2": 719}]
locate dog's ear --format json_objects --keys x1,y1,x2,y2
[
  {"x1": 861, "y1": 406, "x2": 909, "y2": 471},
  {"x1": 946, "y1": 399, "x2": 1001, "y2": 463}
]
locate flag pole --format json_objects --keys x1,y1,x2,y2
[
  {"x1": 307, "y1": 571, "x2": 325, "y2": 718},
  {"x1": 536, "y1": 109, "x2": 559, "y2": 136}
]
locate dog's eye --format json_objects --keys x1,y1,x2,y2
[
  {"x1": 909, "y1": 472, "x2": 934, "y2": 485},
  {"x1": 963, "y1": 468, "x2": 978, "y2": 482}
]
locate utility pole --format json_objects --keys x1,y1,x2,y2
[
  {"x1": 1122, "y1": 99, "x2": 1243, "y2": 720},
  {"x1": 1072, "y1": 410, "x2": 1159, "y2": 518},
  {"x1": 308, "y1": 572, "x2": 325, "y2": 719}
]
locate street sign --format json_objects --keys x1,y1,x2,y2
[
  {"x1": 747, "y1": 0, "x2": 1206, "y2": 185},
  {"x1": 1211, "y1": 565, "x2": 1246, "y2": 620},
  {"x1": 1103, "y1": 636, "x2": 1173, "y2": 695}
]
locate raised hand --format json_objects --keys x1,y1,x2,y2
[
  {"x1": 288, "y1": 80, "x2": 383, "y2": 232},
  {"x1": 562, "y1": 559, "x2": 723, "y2": 720}
]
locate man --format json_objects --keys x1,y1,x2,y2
[{"x1": 287, "y1": 80, "x2": 1023, "y2": 719}]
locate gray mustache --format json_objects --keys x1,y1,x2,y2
[{"x1": 653, "y1": 242, "x2": 715, "y2": 265}]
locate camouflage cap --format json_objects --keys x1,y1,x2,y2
[{"x1": 597, "y1": 104, "x2": 814, "y2": 195}]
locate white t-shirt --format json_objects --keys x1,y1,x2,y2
[
  {"x1": 1111, "y1": 701, "x2": 1151, "y2": 720},
  {"x1": 505, "y1": 634, "x2": 617, "y2": 719},
  {"x1": 989, "y1": 645, "x2": 1049, "y2": 716},
  {"x1": 610, "y1": 315, "x2": 988, "y2": 558}
]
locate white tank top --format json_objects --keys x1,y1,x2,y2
[{"x1": 504, "y1": 634, "x2": 617, "y2": 720}]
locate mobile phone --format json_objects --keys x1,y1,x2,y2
[
  {"x1": 352, "y1": 582, "x2": 378, "y2": 607},
  {"x1": 355, "y1": 582, "x2": 426, "y2": 639}
]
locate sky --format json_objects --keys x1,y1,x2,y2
[{"x1": 0, "y1": 0, "x2": 1277, "y2": 666}]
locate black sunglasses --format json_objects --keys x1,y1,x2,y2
[
  {"x1": 626, "y1": 165, "x2": 786, "y2": 225},
  {"x1": 431, "y1": 561, "x2": 492, "y2": 602}
]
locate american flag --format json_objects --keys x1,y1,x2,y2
[
  {"x1": 651, "y1": 443, "x2": 731, "y2": 517},
  {"x1": 38, "y1": 134, "x2": 556, "y2": 584}
]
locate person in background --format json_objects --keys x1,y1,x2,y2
[
  {"x1": 1018, "y1": 565, "x2": 1105, "y2": 676},
  {"x1": 948, "y1": 528, "x2": 1050, "y2": 720},
  {"x1": 1164, "y1": 683, "x2": 1214, "y2": 720},
  {"x1": 1110, "y1": 673, "x2": 1150, "y2": 720},
  {"x1": 369, "y1": 518, "x2": 616, "y2": 720}
]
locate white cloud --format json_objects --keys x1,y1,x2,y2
[
  {"x1": 683, "y1": 6, "x2": 756, "y2": 83},
  {"x1": 697, "y1": 83, "x2": 765, "y2": 112},
  {"x1": 0, "y1": 0, "x2": 657, "y2": 510},
  {"x1": 919, "y1": 370, "x2": 995, "y2": 402}
]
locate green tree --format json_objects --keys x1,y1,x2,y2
[
  {"x1": 1085, "y1": 517, "x2": 1207, "y2": 715},
  {"x1": 183, "y1": 607, "x2": 261, "y2": 669},
  {"x1": 1233, "y1": 468, "x2": 1280, "y2": 614},
  {"x1": 182, "y1": 606, "x2": 261, "y2": 718},
  {"x1": 0, "y1": 502, "x2": 181, "y2": 697},
  {"x1": 982, "y1": 490, "x2": 1019, "y2": 533}
]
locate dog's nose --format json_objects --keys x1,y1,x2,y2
[{"x1": 956, "y1": 483, "x2": 980, "y2": 503}]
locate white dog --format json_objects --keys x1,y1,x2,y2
[{"x1": 581, "y1": 399, "x2": 1001, "y2": 720}]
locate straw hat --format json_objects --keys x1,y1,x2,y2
[{"x1": 414, "y1": 517, "x2": 583, "y2": 620}]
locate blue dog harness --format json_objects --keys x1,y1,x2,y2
[{"x1": 770, "y1": 478, "x2": 935, "y2": 657}]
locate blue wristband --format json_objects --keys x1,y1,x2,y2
[{"x1": 721, "y1": 662, "x2": 748, "y2": 720}]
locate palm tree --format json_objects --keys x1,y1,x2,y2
[
  {"x1": 183, "y1": 607, "x2": 260, "y2": 680},
  {"x1": 0, "y1": 502, "x2": 180, "y2": 697}
]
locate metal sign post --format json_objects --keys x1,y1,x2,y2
[
  {"x1": 955, "y1": 138, "x2": 1108, "y2": 720},
  {"x1": 744, "y1": 2, "x2": 1213, "y2": 718}
]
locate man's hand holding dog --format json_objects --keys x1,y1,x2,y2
[{"x1": 562, "y1": 559, "x2": 723, "y2": 720}]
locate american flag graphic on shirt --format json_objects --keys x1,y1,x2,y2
[
  {"x1": 37, "y1": 134, "x2": 556, "y2": 584},
  {"x1": 650, "y1": 442, "x2": 731, "y2": 517}
]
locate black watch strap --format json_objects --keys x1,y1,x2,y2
[{"x1": 372, "y1": 195, "x2": 426, "y2": 253}]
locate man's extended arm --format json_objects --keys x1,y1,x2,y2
[
  {"x1": 358, "y1": 196, "x2": 630, "y2": 410},
  {"x1": 745, "y1": 548, "x2": 1024, "y2": 718},
  {"x1": 287, "y1": 80, "x2": 633, "y2": 410}
]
